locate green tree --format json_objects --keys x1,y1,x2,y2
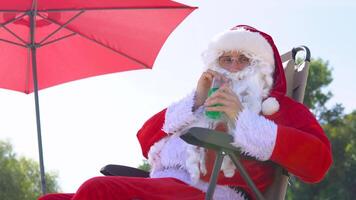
[
  {"x1": 288, "y1": 111, "x2": 356, "y2": 200},
  {"x1": 287, "y1": 58, "x2": 355, "y2": 199},
  {"x1": 137, "y1": 159, "x2": 150, "y2": 172},
  {"x1": 303, "y1": 58, "x2": 333, "y2": 121},
  {"x1": 0, "y1": 140, "x2": 60, "y2": 200}
]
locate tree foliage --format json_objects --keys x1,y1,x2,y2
[
  {"x1": 288, "y1": 111, "x2": 356, "y2": 199},
  {"x1": 0, "y1": 140, "x2": 60, "y2": 200},
  {"x1": 137, "y1": 159, "x2": 150, "y2": 172},
  {"x1": 287, "y1": 58, "x2": 355, "y2": 199},
  {"x1": 304, "y1": 58, "x2": 333, "y2": 119}
]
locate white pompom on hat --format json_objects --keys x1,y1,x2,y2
[{"x1": 261, "y1": 97, "x2": 280, "y2": 115}]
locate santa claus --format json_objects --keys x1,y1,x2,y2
[{"x1": 39, "y1": 25, "x2": 332, "y2": 200}]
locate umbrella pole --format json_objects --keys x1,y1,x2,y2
[
  {"x1": 32, "y1": 47, "x2": 47, "y2": 195},
  {"x1": 29, "y1": 10, "x2": 47, "y2": 195}
]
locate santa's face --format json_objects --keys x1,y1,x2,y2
[
  {"x1": 211, "y1": 50, "x2": 271, "y2": 114},
  {"x1": 218, "y1": 50, "x2": 250, "y2": 73}
]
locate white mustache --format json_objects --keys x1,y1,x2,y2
[{"x1": 209, "y1": 65, "x2": 256, "y2": 81}]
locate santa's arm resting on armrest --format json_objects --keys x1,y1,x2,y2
[{"x1": 230, "y1": 96, "x2": 332, "y2": 183}]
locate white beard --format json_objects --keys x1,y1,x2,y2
[
  {"x1": 203, "y1": 65, "x2": 269, "y2": 178},
  {"x1": 209, "y1": 65, "x2": 268, "y2": 114}
]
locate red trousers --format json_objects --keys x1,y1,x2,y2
[{"x1": 39, "y1": 176, "x2": 205, "y2": 200}]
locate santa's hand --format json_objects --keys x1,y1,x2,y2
[
  {"x1": 194, "y1": 70, "x2": 227, "y2": 111},
  {"x1": 204, "y1": 84, "x2": 243, "y2": 121}
]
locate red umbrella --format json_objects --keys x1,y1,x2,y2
[{"x1": 0, "y1": 0, "x2": 196, "y2": 194}]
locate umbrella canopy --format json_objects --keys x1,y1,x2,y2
[
  {"x1": 0, "y1": 0, "x2": 195, "y2": 93},
  {"x1": 0, "y1": 0, "x2": 196, "y2": 194}
]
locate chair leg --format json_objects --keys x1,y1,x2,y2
[
  {"x1": 228, "y1": 152, "x2": 265, "y2": 200},
  {"x1": 205, "y1": 151, "x2": 225, "y2": 200}
]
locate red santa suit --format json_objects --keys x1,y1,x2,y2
[
  {"x1": 136, "y1": 25, "x2": 333, "y2": 199},
  {"x1": 39, "y1": 25, "x2": 332, "y2": 200}
]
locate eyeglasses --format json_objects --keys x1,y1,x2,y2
[{"x1": 218, "y1": 54, "x2": 250, "y2": 66}]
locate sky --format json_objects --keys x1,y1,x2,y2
[{"x1": 0, "y1": 0, "x2": 355, "y2": 193}]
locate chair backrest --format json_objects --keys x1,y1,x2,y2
[
  {"x1": 263, "y1": 46, "x2": 311, "y2": 200},
  {"x1": 282, "y1": 46, "x2": 311, "y2": 102}
]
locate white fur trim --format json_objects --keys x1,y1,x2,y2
[
  {"x1": 262, "y1": 97, "x2": 280, "y2": 115},
  {"x1": 231, "y1": 109, "x2": 277, "y2": 161},
  {"x1": 147, "y1": 137, "x2": 169, "y2": 172},
  {"x1": 151, "y1": 169, "x2": 246, "y2": 200},
  {"x1": 193, "y1": 180, "x2": 247, "y2": 200},
  {"x1": 148, "y1": 135, "x2": 206, "y2": 184},
  {"x1": 150, "y1": 168, "x2": 192, "y2": 183},
  {"x1": 158, "y1": 136, "x2": 189, "y2": 168},
  {"x1": 202, "y1": 27, "x2": 274, "y2": 68},
  {"x1": 162, "y1": 91, "x2": 198, "y2": 135},
  {"x1": 186, "y1": 145, "x2": 206, "y2": 183},
  {"x1": 221, "y1": 156, "x2": 236, "y2": 177}
]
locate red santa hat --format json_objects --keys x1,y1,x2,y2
[
  {"x1": 202, "y1": 25, "x2": 287, "y2": 115},
  {"x1": 203, "y1": 27, "x2": 274, "y2": 67}
]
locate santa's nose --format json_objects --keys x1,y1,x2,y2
[{"x1": 221, "y1": 62, "x2": 248, "y2": 73}]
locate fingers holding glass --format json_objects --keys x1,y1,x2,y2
[{"x1": 205, "y1": 86, "x2": 243, "y2": 121}]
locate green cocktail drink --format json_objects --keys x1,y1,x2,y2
[{"x1": 205, "y1": 87, "x2": 222, "y2": 120}]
